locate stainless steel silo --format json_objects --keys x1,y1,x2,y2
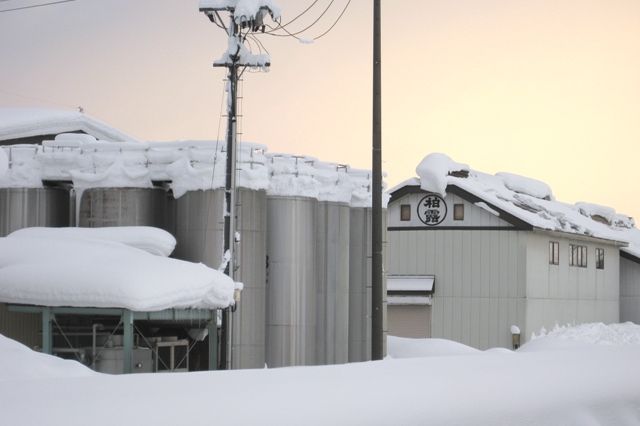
[
  {"x1": 315, "y1": 201, "x2": 350, "y2": 365},
  {"x1": 78, "y1": 187, "x2": 173, "y2": 231},
  {"x1": 0, "y1": 187, "x2": 71, "y2": 348},
  {"x1": 171, "y1": 189, "x2": 225, "y2": 268},
  {"x1": 232, "y1": 188, "x2": 267, "y2": 369},
  {"x1": 266, "y1": 195, "x2": 318, "y2": 368},
  {"x1": 348, "y1": 207, "x2": 372, "y2": 363}
]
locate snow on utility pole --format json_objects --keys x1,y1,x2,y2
[
  {"x1": 199, "y1": 0, "x2": 279, "y2": 370},
  {"x1": 371, "y1": 0, "x2": 384, "y2": 361}
]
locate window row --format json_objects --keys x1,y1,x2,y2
[
  {"x1": 549, "y1": 241, "x2": 604, "y2": 269},
  {"x1": 400, "y1": 203, "x2": 465, "y2": 222}
]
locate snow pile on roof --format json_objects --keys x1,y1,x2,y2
[
  {"x1": 1, "y1": 137, "x2": 382, "y2": 206},
  {"x1": 0, "y1": 145, "x2": 42, "y2": 188},
  {"x1": 387, "y1": 336, "x2": 480, "y2": 358},
  {"x1": 0, "y1": 236, "x2": 237, "y2": 311},
  {"x1": 496, "y1": 172, "x2": 554, "y2": 200},
  {"x1": 415, "y1": 153, "x2": 469, "y2": 196},
  {"x1": 0, "y1": 334, "x2": 94, "y2": 382},
  {"x1": 4, "y1": 332, "x2": 640, "y2": 425},
  {"x1": 0, "y1": 108, "x2": 135, "y2": 142},
  {"x1": 8, "y1": 227, "x2": 176, "y2": 257},
  {"x1": 407, "y1": 152, "x2": 640, "y2": 256},
  {"x1": 522, "y1": 322, "x2": 640, "y2": 351}
]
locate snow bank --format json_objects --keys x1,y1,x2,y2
[
  {"x1": 3, "y1": 333, "x2": 640, "y2": 425},
  {"x1": 522, "y1": 322, "x2": 640, "y2": 352},
  {"x1": 387, "y1": 336, "x2": 479, "y2": 358},
  {"x1": 415, "y1": 153, "x2": 469, "y2": 196},
  {"x1": 0, "y1": 334, "x2": 93, "y2": 382},
  {"x1": 8, "y1": 227, "x2": 176, "y2": 257},
  {"x1": 0, "y1": 237, "x2": 236, "y2": 311}
]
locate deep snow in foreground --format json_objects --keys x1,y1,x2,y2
[{"x1": 2, "y1": 324, "x2": 640, "y2": 425}]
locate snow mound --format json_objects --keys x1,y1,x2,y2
[
  {"x1": 0, "y1": 333, "x2": 94, "y2": 382},
  {"x1": 0, "y1": 237, "x2": 236, "y2": 311},
  {"x1": 521, "y1": 322, "x2": 640, "y2": 352},
  {"x1": 415, "y1": 153, "x2": 469, "y2": 196},
  {"x1": 387, "y1": 336, "x2": 480, "y2": 358},
  {"x1": 496, "y1": 172, "x2": 554, "y2": 200},
  {"x1": 8, "y1": 227, "x2": 176, "y2": 257}
]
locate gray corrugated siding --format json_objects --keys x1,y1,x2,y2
[
  {"x1": 387, "y1": 229, "x2": 528, "y2": 349},
  {"x1": 524, "y1": 232, "x2": 619, "y2": 338},
  {"x1": 619, "y1": 257, "x2": 640, "y2": 323}
]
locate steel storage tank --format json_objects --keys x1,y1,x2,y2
[
  {"x1": 78, "y1": 187, "x2": 173, "y2": 231},
  {"x1": 164, "y1": 142, "x2": 269, "y2": 370},
  {"x1": 0, "y1": 187, "x2": 71, "y2": 348},
  {"x1": 171, "y1": 188, "x2": 225, "y2": 268},
  {"x1": 348, "y1": 206, "x2": 372, "y2": 362},
  {"x1": 315, "y1": 200, "x2": 350, "y2": 365},
  {"x1": 266, "y1": 195, "x2": 318, "y2": 367},
  {"x1": 232, "y1": 188, "x2": 267, "y2": 369}
]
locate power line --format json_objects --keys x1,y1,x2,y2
[
  {"x1": 264, "y1": 0, "x2": 320, "y2": 34},
  {"x1": 264, "y1": 0, "x2": 336, "y2": 38},
  {"x1": 0, "y1": 0, "x2": 76, "y2": 13},
  {"x1": 313, "y1": 0, "x2": 352, "y2": 40}
]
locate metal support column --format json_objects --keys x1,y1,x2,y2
[
  {"x1": 371, "y1": 0, "x2": 384, "y2": 360},
  {"x1": 208, "y1": 312, "x2": 218, "y2": 370},
  {"x1": 122, "y1": 309, "x2": 134, "y2": 374},
  {"x1": 41, "y1": 307, "x2": 53, "y2": 355}
]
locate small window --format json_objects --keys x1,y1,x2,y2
[
  {"x1": 400, "y1": 204, "x2": 411, "y2": 221},
  {"x1": 596, "y1": 248, "x2": 605, "y2": 269},
  {"x1": 549, "y1": 241, "x2": 559, "y2": 265},
  {"x1": 453, "y1": 204, "x2": 464, "y2": 221},
  {"x1": 569, "y1": 244, "x2": 587, "y2": 268}
]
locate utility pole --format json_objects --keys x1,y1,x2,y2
[
  {"x1": 371, "y1": 0, "x2": 384, "y2": 360},
  {"x1": 200, "y1": 3, "x2": 276, "y2": 370}
]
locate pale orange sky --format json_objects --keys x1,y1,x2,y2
[{"x1": 1, "y1": 0, "x2": 639, "y2": 219}]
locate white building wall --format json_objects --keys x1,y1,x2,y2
[
  {"x1": 387, "y1": 229, "x2": 528, "y2": 350},
  {"x1": 524, "y1": 232, "x2": 620, "y2": 339},
  {"x1": 620, "y1": 256, "x2": 640, "y2": 324}
]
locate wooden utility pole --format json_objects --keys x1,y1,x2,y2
[{"x1": 371, "y1": 0, "x2": 384, "y2": 361}]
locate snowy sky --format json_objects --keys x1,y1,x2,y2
[{"x1": 1, "y1": 0, "x2": 640, "y2": 219}]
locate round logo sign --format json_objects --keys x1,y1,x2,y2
[{"x1": 417, "y1": 194, "x2": 447, "y2": 226}]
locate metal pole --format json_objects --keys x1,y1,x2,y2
[
  {"x1": 41, "y1": 307, "x2": 53, "y2": 355},
  {"x1": 122, "y1": 309, "x2": 133, "y2": 374},
  {"x1": 371, "y1": 0, "x2": 384, "y2": 360},
  {"x1": 220, "y1": 17, "x2": 239, "y2": 370}
]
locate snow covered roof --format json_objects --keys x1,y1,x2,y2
[
  {"x1": 0, "y1": 108, "x2": 136, "y2": 143},
  {"x1": 390, "y1": 153, "x2": 640, "y2": 257},
  {"x1": 0, "y1": 234, "x2": 237, "y2": 311},
  {"x1": 0, "y1": 137, "x2": 383, "y2": 206}
]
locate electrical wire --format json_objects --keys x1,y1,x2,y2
[
  {"x1": 264, "y1": 0, "x2": 320, "y2": 34},
  {"x1": 263, "y1": 0, "x2": 336, "y2": 38},
  {"x1": 312, "y1": 0, "x2": 351, "y2": 40},
  {"x1": 0, "y1": 0, "x2": 76, "y2": 13}
]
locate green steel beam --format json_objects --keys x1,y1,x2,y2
[
  {"x1": 122, "y1": 310, "x2": 133, "y2": 374},
  {"x1": 8, "y1": 305, "x2": 215, "y2": 321},
  {"x1": 41, "y1": 307, "x2": 53, "y2": 355}
]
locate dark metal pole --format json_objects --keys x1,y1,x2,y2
[
  {"x1": 371, "y1": 0, "x2": 384, "y2": 360},
  {"x1": 220, "y1": 21, "x2": 239, "y2": 370}
]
